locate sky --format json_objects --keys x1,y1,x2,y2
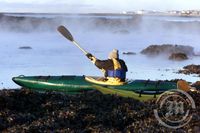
[{"x1": 0, "y1": 0, "x2": 200, "y2": 13}]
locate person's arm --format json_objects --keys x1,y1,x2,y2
[
  {"x1": 120, "y1": 60, "x2": 128, "y2": 72},
  {"x1": 95, "y1": 59, "x2": 115, "y2": 70},
  {"x1": 86, "y1": 53, "x2": 113, "y2": 70},
  {"x1": 86, "y1": 53, "x2": 97, "y2": 64}
]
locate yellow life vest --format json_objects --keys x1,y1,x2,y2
[
  {"x1": 106, "y1": 59, "x2": 125, "y2": 83},
  {"x1": 112, "y1": 58, "x2": 122, "y2": 70}
]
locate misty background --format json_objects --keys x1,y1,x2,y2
[
  {"x1": 1, "y1": 13, "x2": 200, "y2": 88},
  {"x1": 1, "y1": 0, "x2": 200, "y2": 13}
]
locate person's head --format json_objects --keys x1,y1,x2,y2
[{"x1": 108, "y1": 49, "x2": 119, "y2": 59}]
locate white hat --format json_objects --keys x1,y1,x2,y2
[{"x1": 108, "y1": 49, "x2": 119, "y2": 59}]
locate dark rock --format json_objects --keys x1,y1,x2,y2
[
  {"x1": 0, "y1": 89, "x2": 199, "y2": 132},
  {"x1": 122, "y1": 52, "x2": 136, "y2": 55},
  {"x1": 141, "y1": 44, "x2": 194, "y2": 56},
  {"x1": 113, "y1": 29, "x2": 130, "y2": 34},
  {"x1": 193, "y1": 126, "x2": 200, "y2": 133},
  {"x1": 192, "y1": 81, "x2": 200, "y2": 90},
  {"x1": 168, "y1": 52, "x2": 188, "y2": 61},
  {"x1": 179, "y1": 64, "x2": 200, "y2": 75},
  {"x1": 18, "y1": 46, "x2": 32, "y2": 50}
]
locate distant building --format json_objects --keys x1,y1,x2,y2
[
  {"x1": 136, "y1": 10, "x2": 143, "y2": 14},
  {"x1": 122, "y1": 11, "x2": 127, "y2": 14},
  {"x1": 121, "y1": 10, "x2": 200, "y2": 16}
]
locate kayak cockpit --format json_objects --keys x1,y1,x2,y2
[{"x1": 85, "y1": 76, "x2": 127, "y2": 86}]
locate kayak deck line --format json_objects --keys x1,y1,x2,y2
[{"x1": 12, "y1": 76, "x2": 92, "y2": 90}]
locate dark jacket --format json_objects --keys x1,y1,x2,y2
[{"x1": 94, "y1": 59, "x2": 128, "y2": 81}]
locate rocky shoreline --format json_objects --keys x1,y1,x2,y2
[
  {"x1": 141, "y1": 44, "x2": 195, "y2": 61},
  {"x1": 0, "y1": 89, "x2": 199, "y2": 132},
  {"x1": 179, "y1": 64, "x2": 200, "y2": 76}
]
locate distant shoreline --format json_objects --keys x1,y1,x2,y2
[{"x1": 1, "y1": 12, "x2": 200, "y2": 18}]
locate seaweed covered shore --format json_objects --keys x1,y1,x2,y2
[{"x1": 0, "y1": 89, "x2": 199, "y2": 133}]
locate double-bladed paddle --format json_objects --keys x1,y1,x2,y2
[{"x1": 57, "y1": 25, "x2": 88, "y2": 55}]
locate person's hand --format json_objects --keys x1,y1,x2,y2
[{"x1": 86, "y1": 53, "x2": 93, "y2": 60}]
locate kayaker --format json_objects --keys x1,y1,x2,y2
[{"x1": 86, "y1": 49, "x2": 128, "y2": 82}]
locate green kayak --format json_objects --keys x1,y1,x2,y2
[
  {"x1": 12, "y1": 75, "x2": 183, "y2": 101},
  {"x1": 12, "y1": 75, "x2": 92, "y2": 94},
  {"x1": 12, "y1": 75, "x2": 177, "y2": 93}
]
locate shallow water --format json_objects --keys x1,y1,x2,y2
[{"x1": 1, "y1": 14, "x2": 200, "y2": 88}]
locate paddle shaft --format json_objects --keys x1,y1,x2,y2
[
  {"x1": 57, "y1": 25, "x2": 88, "y2": 55},
  {"x1": 72, "y1": 40, "x2": 88, "y2": 55}
]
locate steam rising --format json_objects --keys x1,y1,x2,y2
[
  {"x1": 0, "y1": 13, "x2": 200, "y2": 35},
  {"x1": 1, "y1": 13, "x2": 200, "y2": 51},
  {"x1": 1, "y1": 13, "x2": 200, "y2": 88},
  {"x1": 1, "y1": 13, "x2": 200, "y2": 55}
]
